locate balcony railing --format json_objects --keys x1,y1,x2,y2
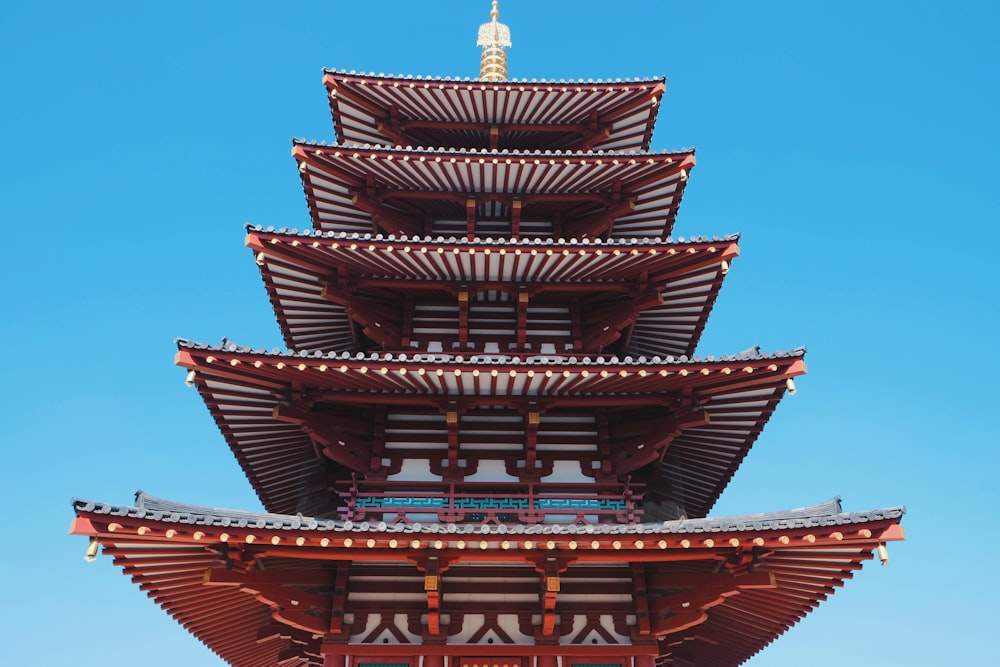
[{"x1": 335, "y1": 479, "x2": 643, "y2": 526}]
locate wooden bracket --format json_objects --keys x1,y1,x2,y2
[
  {"x1": 203, "y1": 566, "x2": 332, "y2": 635},
  {"x1": 319, "y1": 287, "x2": 403, "y2": 349},
  {"x1": 511, "y1": 198, "x2": 522, "y2": 238},
  {"x1": 516, "y1": 288, "x2": 529, "y2": 348},
  {"x1": 349, "y1": 189, "x2": 422, "y2": 236},
  {"x1": 410, "y1": 555, "x2": 454, "y2": 640},
  {"x1": 631, "y1": 562, "x2": 652, "y2": 636},
  {"x1": 445, "y1": 409, "x2": 461, "y2": 475},
  {"x1": 458, "y1": 289, "x2": 470, "y2": 347},
  {"x1": 466, "y1": 197, "x2": 477, "y2": 240},
  {"x1": 647, "y1": 571, "x2": 775, "y2": 637},
  {"x1": 271, "y1": 404, "x2": 371, "y2": 473},
  {"x1": 329, "y1": 562, "x2": 350, "y2": 636},
  {"x1": 612, "y1": 409, "x2": 710, "y2": 476}
]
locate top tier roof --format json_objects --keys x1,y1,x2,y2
[{"x1": 324, "y1": 70, "x2": 666, "y2": 152}]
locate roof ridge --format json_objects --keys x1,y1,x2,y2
[
  {"x1": 244, "y1": 223, "x2": 740, "y2": 245},
  {"x1": 291, "y1": 139, "x2": 695, "y2": 157},
  {"x1": 322, "y1": 68, "x2": 667, "y2": 86},
  {"x1": 174, "y1": 337, "x2": 806, "y2": 363}
]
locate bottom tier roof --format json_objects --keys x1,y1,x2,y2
[{"x1": 72, "y1": 493, "x2": 904, "y2": 667}]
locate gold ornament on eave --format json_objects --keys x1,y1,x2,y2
[{"x1": 477, "y1": 1, "x2": 512, "y2": 81}]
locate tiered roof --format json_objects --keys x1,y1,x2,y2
[
  {"x1": 293, "y1": 143, "x2": 693, "y2": 238},
  {"x1": 176, "y1": 339, "x2": 805, "y2": 518},
  {"x1": 71, "y1": 493, "x2": 905, "y2": 667},
  {"x1": 324, "y1": 71, "x2": 665, "y2": 152},
  {"x1": 248, "y1": 226, "x2": 737, "y2": 356},
  {"x1": 72, "y1": 6, "x2": 903, "y2": 666}
]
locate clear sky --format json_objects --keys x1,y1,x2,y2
[{"x1": 1, "y1": 1, "x2": 997, "y2": 665}]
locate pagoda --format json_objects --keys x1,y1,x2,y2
[{"x1": 71, "y1": 4, "x2": 904, "y2": 666}]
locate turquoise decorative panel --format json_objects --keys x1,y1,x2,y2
[
  {"x1": 355, "y1": 497, "x2": 446, "y2": 508},
  {"x1": 353, "y1": 496, "x2": 624, "y2": 513},
  {"x1": 535, "y1": 498, "x2": 626, "y2": 510}
]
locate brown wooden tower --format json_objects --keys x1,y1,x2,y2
[{"x1": 71, "y1": 4, "x2": 904, "y2": 666}]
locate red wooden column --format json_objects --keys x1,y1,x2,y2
[
  {"x1": 424, "y1": 655, "x2": 446, "y2": 667},
  {"x1": 536, "y1": 655, "x2": 558, "y2": 667},
  {"x1": 322, "y1": 652, "x2": 346, "y2": 667}
]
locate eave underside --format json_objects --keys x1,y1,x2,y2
[
  {"x1": 324, "y1": 71, "x2": 665, "y2": 152},
  {"x1": 293, "y1": 143, "x2": 694, "y2": 240},
  {"x1": 247, "y1": 227, "x2": 737, "y2": 358},
  {"x1": 175, "y1": 342, "x2": 805, "y2": 518},
  {"x1": 72, "y1": 494, "x2": 904, "y2": 667}
]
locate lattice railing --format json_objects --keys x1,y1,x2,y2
[{"x1": 335, "y1": 480, "x2": 643, "y2": 526}]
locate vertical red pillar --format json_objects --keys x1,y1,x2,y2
[
  {"x1": 424, "y1": 655, "x2": 446, "y2": 667},
  {"x1": 322, "y1": 651, "x2": 346, "y2": 667},
  {"x1": 537, "y1": 655, "x2": 559, "y2": 667},
  {"x1": 634, "y1": 656, "x2": 655, "y2": 667}
]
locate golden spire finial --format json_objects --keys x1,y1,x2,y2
[{"x1": 477, "y1": 1, "x2": 511, "y2": 81}]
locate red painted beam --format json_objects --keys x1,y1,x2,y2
[{"x1": 317, "y1": 644, "x2": 658, "y2": 658}]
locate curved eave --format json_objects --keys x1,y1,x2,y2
[
  {"x1": 72, "y1": 494, "x2": 903, "y2": 667},
  {"x1": 630, "y1": 252, "x2": 731, "y2": 359},
  {"x1": 246, "y1": 227, "x2": 739, "y2": 356},
  {"x1": 293, "y1": 142, "x2": 694, "y2": 239},
  {"x1": 72, "y1": 507, "x2": 280, "y2": 665},
  {"x1": 174, "y1": 341, "x2": 805, "y2": 516},
  {"x1": 176, "y1": 342, "x2": 804, "y2": 402},
  {"x1": 323, "y1": 70, "x2": 665, "y2": 152},
  {"x1": 322, "y1": 69, "x2": 666, "y2": 87},
  {"x1": 72, "y1": 492, "x2": 904, "y2": 539},
  {"x1": 665, "y1": 383, "x2": 788, "y2": 518}
]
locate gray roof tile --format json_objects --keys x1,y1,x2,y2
[
  {"x1": 245, "y1": 223, "x2": 740, "y2": 246},
  {"x1": 73, "y1": 492, "x2": 904, "y2": 536},
  {"x1": 174, "y1": 337, "x2": 806, "y2": 366},
  {"x1": 291, "y1": 137, "x2": 692, "y2": 157},
  {"x1": 322, "y1": 68, "x2": 667, "y2": 86}
]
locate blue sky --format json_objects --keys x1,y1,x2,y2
[{"x1": 1, "y1": 1, "x2": 997, "y2": 664}]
